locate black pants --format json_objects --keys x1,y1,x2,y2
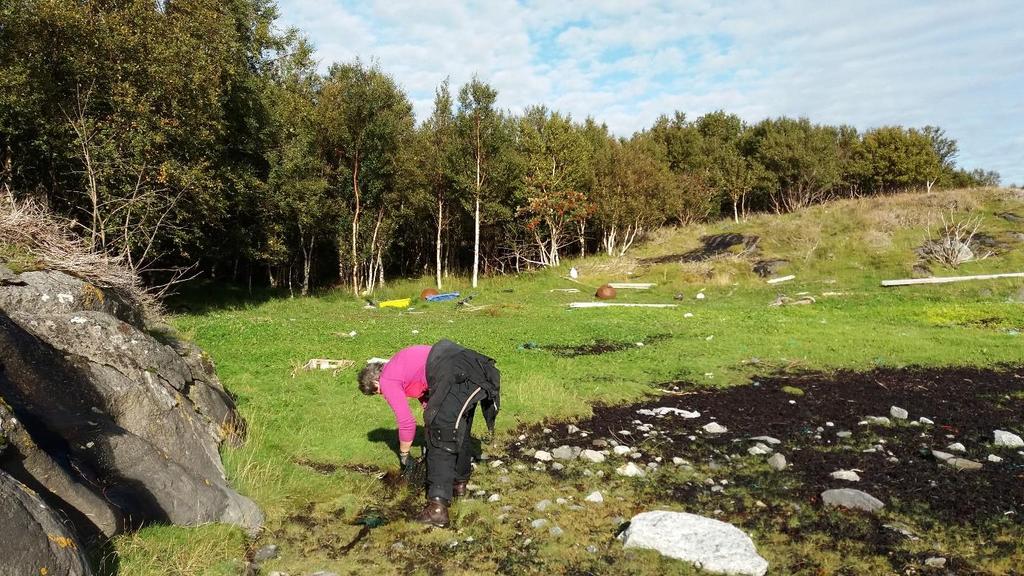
[{"x1": 425, "y1": 399, "x2": 476, "y2": 502}]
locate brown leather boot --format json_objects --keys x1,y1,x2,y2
[
  {"x1": 416, "y1": 497, "x2": 449, "y2": 527},
  {"x1": 452, "y1": 481, "x2": 468, "y2": 498}
]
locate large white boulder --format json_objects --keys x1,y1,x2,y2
[{"x1": 621, "y1": 511, "x2": 768, "y2": 576}]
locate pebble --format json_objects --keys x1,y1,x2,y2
[
  {"x1": 821, "y1": 488, "x2": 885, "y2": 513},
  {"x1": 925, "y1": 557, "x2": 947, "y2": 568},
  {"x1": 549, "y1": 527, "x2": 564, "y2": 537},
  {"x1": 931, "y1": 450, "x2": 954, "y2": 461},
  {"x1": 591, "y1": 439, "x2": 608, "y2": 448},
  {"x1": 567, "y1": 424, "x2": 581, "y2": 434},
  {"x1": 580, "y1": 449, "x2": 606, "y2": 463},
  {"x1": 767, "y1": 453, "x2": 787, "y2": 471},
  {"x1": 253, "y1": 544, "x2": 280, "y2": 562},
  {"x1": 543, "y1": 428, "x2": 552, "y2": 434},
  {"x1": 890, "y1": 406, "x2": 909, "y2": 420},
  {"x1": 672, "y1": 457, "x2": 687, "y2": 465},
  {"x1": 748, "y1": 443, "x2": 772, "y2": 456},
  {"x1": 552, "y1": 445, "x2": 576, "y2": 460},
  {"x1": 945, "y1": 457, "x2": 983, "y2": 471},
  {"x1": 531, "y1": 519, "x2": 549, "y2": 529},
  {"x1": 987, "y1": 454, "x2": 1003, "y2": 463},
  {"x1": 919, "y1": 417, "x2": 934, "y2": 425},
  {"x1": 864, "y1": 416, "x2": 891, "y2": 426},
  {"x1": 551, "y1": 462, "x2": 565, "y2": 471},
  {"x1": 490, "y1": 460, "x2": 504, "y2": 468},
  {"x1": 830, "y1": 469, "x2": 861, "y2": 482},
  {"x1": 947, "y1": 442, "x2": 966, "y2": 453},
  {"x1": 586, "y1": 545, "x2": 599, "y2": 553},
  {"x1": 703, "y1": 422, "x2": 728, "y2": 434},
  {"x1": 750, "y1": 436, "x2": 781, "y2": 445},
  {"x1": 534, "y1": 450, "x2": 553, "y2": 462},
  {"x1": 710, "y1": 485, "x2": 724, "y2": 493},
  {"x1": 535, "y1": 499, "x2": 552, "y2": 512},
  {"x1": 585, "y1": 491, "x2": 604, "y2": 503},
  {"x1": 836, "y1": 431, "x2": 852, "y2": 438},
  {"x1": 488, "y1": 493, "x2": 502, "y2": 502},
  {"x1": 616, "y1": 462, "x2": 646, "y2": 477},
  {"x1": 556, "y1": 498, "x2": 568, "y2": 505},
  {"x1": 612, "y1": 445, "x2": 632, "y2": 456},
  {"x1": 994, "y1": 430, "x2": 1024, "y2": 448}
]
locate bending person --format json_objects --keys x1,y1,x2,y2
[{"x1": 358, "y1": 339, "x2": 500, "y2": 527}]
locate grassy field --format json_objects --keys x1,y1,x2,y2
[{"x1": 114, "y1": 188, "x2": 1024, "y2": 575}]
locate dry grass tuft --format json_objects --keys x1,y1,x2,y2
[{"x1": 0, "y1": 196, "x2": 158, "y2": 317}]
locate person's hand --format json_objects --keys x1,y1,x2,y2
[{"x1": 399, "y1": 451, "x2": 416, "y2": 477}]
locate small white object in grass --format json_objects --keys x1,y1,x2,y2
[
  {"x1": 412, "y1": 329, "x2": 420, "y2": 334},
  {"x1": 613, "y1": 445, "x2": 632, "y2": 456},
  {"x1": 890, "y1": 406, "x2": 909, "y2": 420},
  {"x1": 531, "y1": 519, "x2": 548, "y2": 529},
  {"x1": 703, "y1": 422, "x2": 728, "y2": 434},
  {"x1": 556, "y1": 498, "x2": 568, "y2": 505},
  {"x1": 830, "y1": 469, "x2": 861, "y2": 482},
  {"x1": 919, "y1": 417, "x2": 935, "y2": 425},
  {"x1": 825, "y1": 422, "x2": 834, "y2": 427},
  {"x1": 616, "y1": 462, "x2": 646, "y2": 477},
  {"x1": 636, "y1": 342, "x2": 644, "y2": 347},
  {"x1": 488, "y1": 494, "x2": 502, "y2": 502},
  {"x1": 534, "y1": 450, "x2": 553, "y2": 462},
  {"x1": 947, "y1": 442, "x2": 966, "y2": 453},
  {"x1": 585, "y1": 491, "x2": 604, "y2": 503},
  {"x1": 696, "y1": 292, "x2": 706, "y2": 300},
  {"x1": 994, "y1": 430, "x2": 1024, "y2": 448},
  {"x1": 788, "y1": 400, "x2": 796, "y2": 405},
  {"x1": 987, "y1": 454, "x2": 1003, "y2": 463},
  {"x1": 490, "y1": 460, "x2": 504, "y2": 468},
  {"x1": 684, "y1": 312, "x2": 694, "y2": 318},
  {"x1": 705, "y1": 335, "x2": 714, "y2": 341},
  {"x1": 705, "y1": 372, "x2": 714, "y2": 378}
]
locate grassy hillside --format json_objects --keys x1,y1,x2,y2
[{"x1": 116, "y1": 187, "x2": 1024, "y2": 575}]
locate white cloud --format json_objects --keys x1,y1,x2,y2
[{"x1": 276, "y1": 0, "x2": 1024, "y2": 183}]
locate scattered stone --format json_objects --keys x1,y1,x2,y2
[
  {"x1": 836, "y1": 431, "x2": 852, "y2": 438},
  {"x1": 535, "y1": 499, "x2": 552, "y2": 512},
  {"x1": 552, "y1": 445, "x2": 576, "y2": 460},
  {"x1": 994, "y1": 430, "x2": 1024, "y2": 448},
  {"x1": 864, "y1": 416, "x2": 891, "y2": 426},
  {"x1": 543, "y1": 428, "x2": 552, "y2": 434},
  {"x1": 550, "y1": 462, "x2": 565, "y2": 471},
  {"x1": 925, "y1": 557, "x2": 947, "y2": 568},
  {"x1": 616, "y1": 462, "x2": 646, "y2": 477},
  {"x1": 311, "y1": 572, "x2": 339, "y2": 576},
  {"x1": 890, "y1": 406, "x2": 909, "y2": 420},
  {"x1": 821, "y1": 489, "x2": 885, "y2": 513},
  {"x1": 556, "y1": 498, "x2": 568, "y2": 505},
  {"x1": 591, "y1": 439, "x2": 608, "y2": 448},
  {"x1": 613, "y1": 445, "x2": 632, "y2": 456},
  {"x1": 621, "y1": 511, "x2": 768, "y2": 576},
  {"x1": 549, "y1": 526, "x2": 564, "y2": 537},
  {"x1": 747, "y1": 443, "x2": 772, "y2": 456},
  {"x1": 945, "y1": 458, "x2": 983, "y2": 471},
  {"x1": 931, "y1": 450, "x2": 955, "y2": 461},
  {"x1": 711, "y1": 485, "x2": 724, "y2": 493},
  {"x1": 703, "y1": 422, "x2": 728, "y2": 434},
  {"x1": 585, "y1": 491, "x2": 604, "y2": 503},
  {"x1": 749, "y1": 436, "x2": 781, "y2": 445},
  {"x1": 489, "y1": 460, "x2": 504, "y2": 468},
  {"x1": 533, "y1": 450, "x2": 553, "y2": 462},
  {"x1": 830, "y1": 469, "x2": 861, "y2": 482},
  {"x1": 988, "y1": 454, "x2": 1004, "y2": 463},
  {"x1": 947, "y1": 442, "x2": 967, "y2": 453},
  {"x1": 586, "y1": 545, "x2": 599, "y2": 553},
  {"x1": 580, "y1": 449, "x2": 606, "y2": 463},
  {"x1": 919, "y1": 417, "x2": 934, "y2": 425},
  {"x1": 767, "y1": 453, "x2": 787, "y2": 471},
  {"x1": 636, "y1": 407, "x2": 701, "y2": 418},
  {"x1": 672, "y1": 457, "x2": 686, "y2": 465},
  {"x1": 530, "y1": 518, "x2": 549, "y2": 529},
  {"x1": 488, "y1": 494, "x2": 502, "y2": 502},
  {"x1": 567, "y1": 424, "x2": 581, "y2": 434},
  {"x1": 253, "y1": 544, "x2": 280, "y2": 562},
  {"x1": 882, "y1": 523, "x2": 920, "y2": 541}
]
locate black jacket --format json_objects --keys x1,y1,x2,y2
[{"x1": 423, "y1": 339, "x2": 500, "y2": 447}]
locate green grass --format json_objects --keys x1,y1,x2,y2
[{"x1": 118, "y1": 188, "x2": 1024, "y2": 575}]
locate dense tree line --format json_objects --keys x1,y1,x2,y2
[{"x1": 0, "y1": 1, "x2": 1000, "y2": 295}]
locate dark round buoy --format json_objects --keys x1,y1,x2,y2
[
  {"x1": 420, "y1": 288, "x2": 440, "y2": 300},
  {"x1": 595, "y1": 284, "x2": 617, "y2": 300}
]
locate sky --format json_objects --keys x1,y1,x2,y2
[{"x1": 276, "y1": 0, "x2": 1024, "y2": 185}]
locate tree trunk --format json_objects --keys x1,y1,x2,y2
[
  {"x1": 472, "y1": 123, "x2": 482, "y2": 288},
  {"x1": 733, "y1": 197, "x2": 739, "y2": 223},
  {"x1": 350, "y1": 155, "x2": 361, "y2": 296},
  {"x1": 436, "y1": 195, "x2": 443, "y2": 289}
]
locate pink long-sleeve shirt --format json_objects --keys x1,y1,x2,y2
[{"x1": 379, "y1": 345, "x2": 431, "y2": 443}]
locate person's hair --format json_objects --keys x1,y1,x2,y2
[{"x1": 358, "y1": 362, "x2": 384, "y2": 395}]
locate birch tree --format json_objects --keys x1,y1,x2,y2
[{"x1": 456, "y1": 77, "x2": 499, "y2": 288}]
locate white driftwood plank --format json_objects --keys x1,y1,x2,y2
[
  {"x1": 608, "y1": 283, "x2": 657, "y2": 289},
  {"x1": 569, "y1": 302, "x2": 678, "y2": 309},
  {"x1": 881, "y1": 272, "x2": 1024, "y2": 287},
  {"x1": 766, "y1": 275, "x2": 796, "y2": 284}
]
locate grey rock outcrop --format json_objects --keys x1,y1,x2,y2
[
  {"x1": 0, "y1": 468, "x2": 93, "y2": 576},
  {"x1": 621, "y1": 511, "x2": 768, "y2": 576},
  {"x1": 0, "y1": 267, "x2": 261, "y2": 549}
]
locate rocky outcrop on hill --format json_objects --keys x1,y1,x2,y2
[{"x1": 0, "y1": 263, "x2": 261, "y2": 565}]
